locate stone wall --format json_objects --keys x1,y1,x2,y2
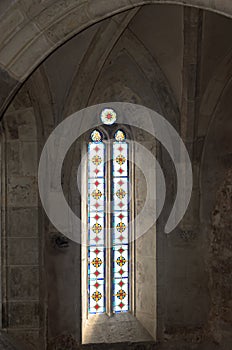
[
  {"x1": 1, "y1": 86, "x2": 42, "y2": 349},
  {"x1": 209, "y1": 169, "x2": 232, "y2": 346},
  {"x1": 0, "y1": 3, "x2": 231, "y2": 350}
]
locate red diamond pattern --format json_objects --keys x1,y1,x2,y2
[
  {"x1": 118, "y1": 213, "x2": 124, "y2": 220},
  {"x1": 94, "y1": 304, "x2": 100, "y2": 310},
  {"x1": 94, "y1": 180, "x2": 100, "y2": 187},
  {"x1": 118, "y1": 180, "x2": 124, "y2": 186},
  {"x1": 118, "y1": 247, "x2": 124, "y2": 254},
  {"x1": 94, "y1": 248, "x2": 100, "y2": 255},
  {"x1": 119, "y1": 280, "x2": 124, "y2": 287},
  {"x1": 94, "y1": 214, "x2": 100, "y2": 221},
  {"x1": 119, "y1": 302, "x2": 124, "y2": 309},
  {"x1": 94, "y1": 282, "x2": 100, "y2": 289},
  {"x1": 94, "y1": 270, "x2": 100, "y2": 277}
]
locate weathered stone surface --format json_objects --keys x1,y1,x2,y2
[
  {"x1": 17, "y1": 109, "x2": 37, "y2": 141},
  {"x1": 35, "y1": 0, "x2": 85, "y2": 29},
  {"x1": 0, "y1": 67, "x2": 19, "y2": 118},
  {"x1": 0, "y1": 3, "x2": 232, "y2": 349},
  {"x1": 8, "y1": 302, "x2": 39, "y2": 328},
  {"x1": 48, "y1": 333, "x2": 81, "y2": 350},
  {"x1": 0, "y1": 9, "x2": 25, "y2": 49},
  {"x1": 7, "y1": 207, "x2": 38, "y2": 237},
  {"x1": 45, "y1": 4, "x2": 89, "y2": 43},
  {"x1": 83, "y1": 314, "x2": 153, "y2": 344},
  {"x1": 7, "y1": 266, "x2": 39, "y2": 300},
  {"x1": 7, "y1": 176, "x2": 37, "y2": 207},
  {"x1": 7, "y1": 330, "x2": 40, "y2": 350},
  {"x1": 208, "y1": 169, "x2": 232, "y2": 344},
  {"x1": 136, "y1": 228, "x2": 156, "y2": 258},
  {"x1": 0, "y1": 23, "x2": 41, "y2": 67},
  {"x1": 7, "y1": 141, "x2": 20, "y2": 174},
  {"x1": 4, "y1": 113, "x2": 19, "y2": 139},
  {"x1": 21, "y1": 142, "x2": 37, "y2": 176},
  {"x1": 0, "y1": 331, "x2": 32, "y2": 350},
  {"x1": 4, "y1": 108, "x2": 37, "y2": 141},
  {"x1": 7, "y1": 238, "x2": 39, "y2": 265},
  {"x1": 10, "y1": 33, "x2": 52, "y2": 79}
]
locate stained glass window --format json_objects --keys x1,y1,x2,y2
[
  {"x1": 87, "y1": 127, "x2": 131, "y2": 316},
  {"x1": 112, "y1": 130, "x2": 129, "y2": 312},
  {"x1": 100, "y1": 108, "x2": 117, "y2": 125},
  {"x1": 88, "y1": 130, "x2": 106, "y2": 314}
]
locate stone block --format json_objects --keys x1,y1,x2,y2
[
  {"x1": 20, "y1": 142, "x2": 37, "y2": 176},
  {"x1": 136, "y1": 256, "x2": 156, "y2": 315},
  {"x1": 136, "y1": 227, "x2": 156, "y2": 258},
  {"x1": 7, "y1": 237, "x2": 39, "y2": 265},
  {"x1": 20, "y1": 0, "x2": 51, "y2": 18},
  {"x1": 0, "y1": 330, "x2": 32, "y2": 350},
  {"x1": 7, "y1": 176, "x2": 37, "y2": 207},
  {"x1": 4, "y1": 113, "x2": 19, "y2": 140},
  {"x1": 35, "y1": 0, "x2": 84, "y2": 29},
  {"x1": 8, "y1": 302, "x2": 39, "y2": 328},
  {"x1": 9, "y1": 33, "x2": 52, "y2": 79},
  {"x1": 45, "y1": 4, "x2": 90, "y2": 43},
  {"x1": 17, "y1": 109, "x2": 37, "y2": 141},
  {"x1": 0, "y1": 22, "x2": 40, "y2": 67},
  {"x1": 7, "y1": 141, "x2": 20, "y2": 175},
  {"x1": 7, "y1": 330, "x2": 40, "y2": 350},
  {"x1": 4, "y1": 108, "x2": 37, "y2": 141},
  {"x1": 136, "y1": 311, "x2": 156, "y2": 340},
  {"x1": 7, "y1": 207, "x2": 38, "y2": 237},
  {"x1": 7, "y1": 266, "x2": 39, "y2": 300},
  {"x1": 0, "y1": 9, "x2": 25, "y2": 50},
  {"x1": 86, "y1": 0, "x2": 130, "y2": 20},
  {"x1": 0, "y1": 1, "x2": 16, "y2": 15}
]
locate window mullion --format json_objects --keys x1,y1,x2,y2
[{"x1": 106, "y1": 139, "x2": 112, "y2": 316}]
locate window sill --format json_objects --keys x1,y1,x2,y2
[{"x1": 82, "y1": 312, "x2": 154, "y2": 344}]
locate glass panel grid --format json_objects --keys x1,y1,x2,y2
[
  {"x1": 112, "y1": 140, "x2": 130, "y2": 313},
  {"x1": 87, "y1": 132, "x2": 131, "y2": 316},
  {"x1": 88, "y1": 140, "x2": 106, "y2": 314}
]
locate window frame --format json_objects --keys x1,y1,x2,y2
[{"x1": 81, "y1": 125, "x2": 135, "y2": 324}]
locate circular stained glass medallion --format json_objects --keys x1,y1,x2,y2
[
  {"x1": 91, "y1": 130, "x2": 102, "y2": 142},
  {"x1": 115, "y1": 130, "x2": 126, "y2": 142},
  {"x1": 100, "y1": 108, "x2": 117, "y2": 125}
]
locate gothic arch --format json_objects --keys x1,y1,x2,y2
[{"x1": 1, "y1": 0, "x2": 232, "y2": 117}]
